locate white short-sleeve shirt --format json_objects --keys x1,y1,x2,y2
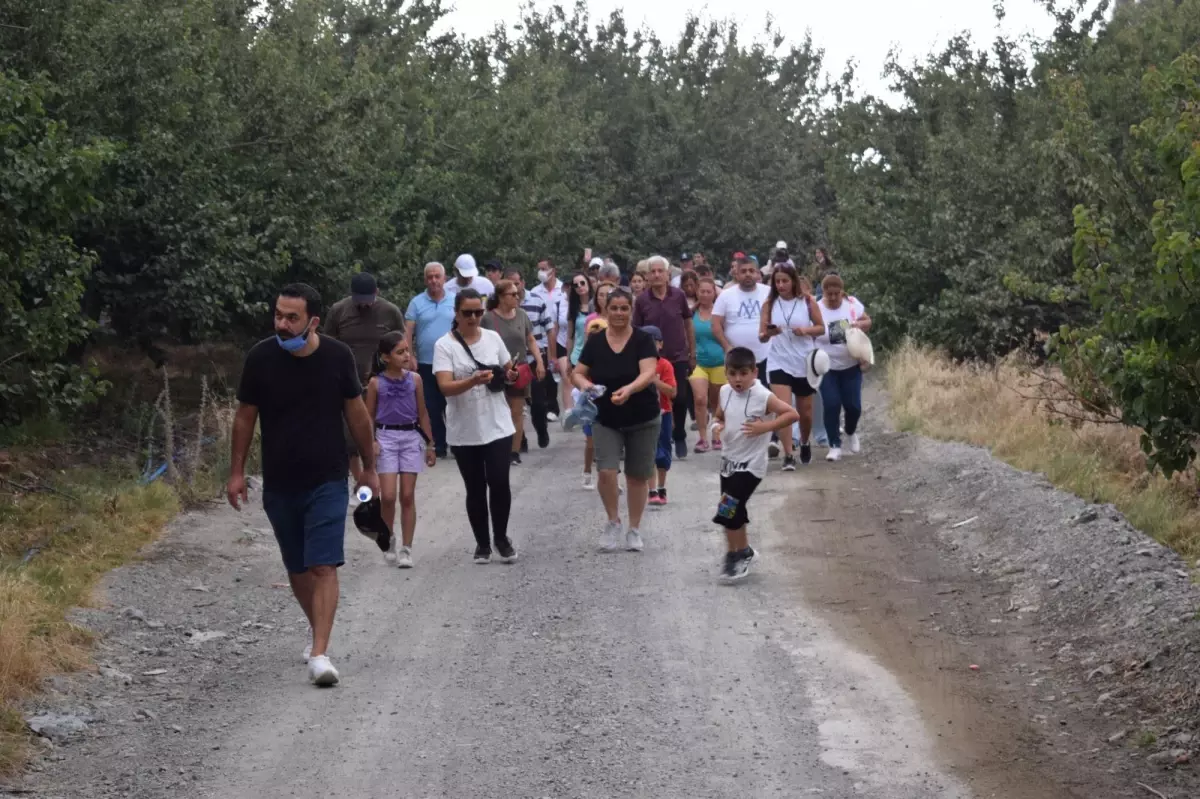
[
  {"x1": 816, "y1": 296, "x2": 867, "y2": 371},
  {"x1": 766, "y1": 296, "x2": 818, "y2": 378},
  {"x1": 432, "y1": 329, "x2": 516, "y2": 446},
  {"x1": 712, "y1": 284, "x2": 772, "y2": 363}
]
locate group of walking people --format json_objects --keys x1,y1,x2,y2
[{"x1": 225, "y1": 243, "x2": 873, "y2": 686}]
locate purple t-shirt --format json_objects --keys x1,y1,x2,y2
[
  {"x1": 375, "y1": 372, "x2": 418, "y2": 425},
  {"x1": 633, "y1": 286, "x2": 692, "y2": 363}
]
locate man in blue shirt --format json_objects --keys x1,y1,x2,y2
[{"x1": 404, "y1": 262, "x2": 456, "y2": 457}]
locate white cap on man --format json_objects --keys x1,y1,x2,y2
[
  {"x1": 588, "y1": 256, "x2": 604, "y2": 268},
  {"x1": 775, "y1": 240, "x2": 787, "y2": 251},
  {"x1": 454, "y1": 254, "x2": 479, "y2": 278}
]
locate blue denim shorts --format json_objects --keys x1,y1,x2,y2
[{"x1": 262, "y1": 480, "x2": 349, "y2": 574}]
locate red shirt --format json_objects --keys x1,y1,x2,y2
[{"x1": 655, "y1": 357, "x2": 676, "y2": 414}]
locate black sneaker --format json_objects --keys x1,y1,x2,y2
[
  {"x1": 496, "y1": 539, "x2": 518, "y2": 563},
  {"x1": 800, "y1": 443, "x2": 812, "y2": 465},
  {"x1": 510, "y1": 452, "x2": 522, "y2": 465},
  {"x1": 537, "y1": 430, "x2": 550, "y2": 449},
  {"x1": 435, "y1": 449, "x2": 448, "y2": 459},
  {"x1": 674, "y1": 439, "x2": 688, "y2": 459},
  {"x1": 473, "y1": 547, "x2": 492, "y2": 564},
  {"x1": 520, "y1": 438, "x2": 529, "y2": 453},
  {"x1": 781, "y1": 455, "x2": 796, "y2": 472},
  {"x1": 720, "y1": 548, "x2": 756, "y2": 583}
]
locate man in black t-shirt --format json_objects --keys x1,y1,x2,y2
[{"x1": 228, "y1": 283, "x2": 379, "y2": 688}]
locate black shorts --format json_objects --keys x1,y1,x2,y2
[
  {"x1": 713, "y1": 471, "x2": 762, "y2": 530},
  {"x1": 756, "y1": 360, "x2": 768, "y2": 386},
  {"x1": 768, "y1": 369, "x2": 816, "y2": 397}
]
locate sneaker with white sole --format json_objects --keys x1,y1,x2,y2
[
  {"x1": 302, "y1": 640, "x2": 312, "y2": 663},
  {"x1": 767, "y1": 441, "x2": 781, "y2": 459},
  {"x1": 384, "y1": 540, "x2": 397, "y2": 565},
  {"x1": 307, "y1": 654, "x2": 340, "y2": 686},
  {"x1": 626, "y1": 529, "x2": 644, "y2": 552},
  {"x1": 847, "y1": 433, "x2": 861, "y2": 454},
  {"x1": 826, "y1": 447, "x2": 842, "y2": 462},
  {"x1": 473, "y1": 547, "x2": 492, "y2": 564},
  {"x1": 396, "y1": 546, "x2": 413, "y2": 568},
  {"x1": 547, "y1": 411, "x2": 559, "y2": 422},
  {"x1": 582, "y1": 471, "x2": 595, "y2": 490},
  {"x1": 598, "y1": 520, "x2": 622, "y2": 552}
]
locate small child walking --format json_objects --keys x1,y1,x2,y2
[
  {"x1": 642, "y1": 326, "x2": 677, "y2": 507},
  {"x1": 365, "y1": 332, "x2": 436, "y2": 569},
  {"x1": 711, "y1": 346, "x2": 800, "y2": 582}
]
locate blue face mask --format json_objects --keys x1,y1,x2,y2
[{"x1": 276, "y1": 324, "x2": 311, "y2": 353}]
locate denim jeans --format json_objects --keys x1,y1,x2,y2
[
  {"x1": 819, "y1": 365, "x2": 863, "y2": 449},
  {"x1": 417, "y1": 363, "x2": 448, "y2": 455}
]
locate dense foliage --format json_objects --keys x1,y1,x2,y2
[{"x1": 2, "y1": 0, "x2": 1199, "y2": 471}]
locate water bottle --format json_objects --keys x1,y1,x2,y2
[{"x1": 356, "y1": 486, "x2": 373, "y2": 503}]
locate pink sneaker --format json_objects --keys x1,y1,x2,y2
[
  {"x1": 713, "y1": 439, "x2": 723, "y2": 451},
  {"x1": 694, "y1": 440, "x2": 711, "y2": 454}
]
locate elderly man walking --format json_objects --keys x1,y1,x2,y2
[
  {"x1": 323, "y1": 272, "x2": 405, "y2": 482},
  {"x1": 633, "y1": 255, "x2": 696, "y2": 459},
  {"x1": 405, "y1": 262, "x2": 456, "y2": 458},
  {"x1": 228, "y1": 283, "x2": 379, "y2": 687}
]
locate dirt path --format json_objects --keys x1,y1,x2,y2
[{"x1": 13, "y1": 385, "x2": 1198, "y2": 798}]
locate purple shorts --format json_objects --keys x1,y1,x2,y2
[{"x1": 377, "y1": 428, "x2": 425, "y2": 474}]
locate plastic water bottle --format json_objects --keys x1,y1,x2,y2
[{"x1": 356, "y1": 486, "x2": 373, "y2": 503}]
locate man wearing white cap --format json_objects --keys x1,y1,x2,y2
[{"x1": 446, "y1": 254, "x2": 495, "y2": 297}]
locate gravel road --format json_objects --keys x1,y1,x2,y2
[{"x1": 18, "y1": 389, "x2": 1198, "y2": 798}]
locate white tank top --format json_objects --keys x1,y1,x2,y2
[{"x1": 766, "y1": 296, "x2": 817, "y2": 378}]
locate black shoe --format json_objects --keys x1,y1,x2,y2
[
  {"x1": 496, "y1": 539, "x2": 518, "y2": 563},
  {"x1": 537, "y1": 430, "x2": 550, "y2": 449},
  {"x1": 800, "y1": 443, "x2": 812, "y2": 465},
  {"x1": 473, "y1": 547, "x2": 492, "y2": 564},
  {"x1": 435, "y1": 449, "x2": 448, "y2": 459},
  {"x1": 510, "y1": 452, "x2": 522, "y2": 465},
  {"x1": 520, "y1": 438, "x2": 529, "y2": 453},
  {"x1": 720, "y1": 548, "x2": 755, "y2": 583},
  {"x1": 674, "y1": 439, "x2": 688, "y2": 459},
  {"x1": 781, "y1": 455, "x2": 796, "y2": 472}
]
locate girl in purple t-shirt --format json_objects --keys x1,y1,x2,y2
[{"x1": 365, "y1": 332, "x2": 436, "y2": 568}]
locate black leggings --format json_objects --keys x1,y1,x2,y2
[{"x1": 451, "y1": 436, "x2": 513, "y2": 551}]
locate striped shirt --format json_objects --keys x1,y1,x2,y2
[{"x1": 519, "y1": 289, "x2": 554, "y2": 358}]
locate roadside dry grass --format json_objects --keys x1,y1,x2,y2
[
  {"x1": 0, "y1": 363, "x2": 243, "y2": 776},
  {"x1": 887, "y1": 343, "x2": 1200, "y2": 563}
]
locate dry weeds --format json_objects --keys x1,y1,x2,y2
[{"x1": 887, "y1": 342, "x2": 1200, "y2": 562}]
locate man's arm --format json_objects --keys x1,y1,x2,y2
[
  {"x1": 226, "y1": 403, "x2": 258, "y2": 510},
  {"x1": 345, "y1": 396, "x2": 379, "y2": 486},
  {"x1": 685, "y1": 318, "x2": 697, "y2": 369}
]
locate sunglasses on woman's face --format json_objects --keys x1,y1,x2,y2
[{"x1": 459, "y1": 308, "x2": 485, "y2": 318}]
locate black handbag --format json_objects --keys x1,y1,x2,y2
[{"x1": 453, "y1": 330, "x2": 507, "y2": 393}]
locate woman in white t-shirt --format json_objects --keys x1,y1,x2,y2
[
  {"x1": 760, "y1": 264, "x2": 824, "y2": 471},
  {"x1": 433, "y1": 289, "x2": 520, "y2": 564},
  {"x1": 815, "y1": 274, "x2": 872, "y2": 462}
]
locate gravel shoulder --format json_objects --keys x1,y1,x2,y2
[{"x1": 10, "y1": 379, "x2": 1200, "y2": 798}]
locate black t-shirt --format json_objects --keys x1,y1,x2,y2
[
  {"x1": 578, "y1": 328, "x2": 660, "y2": 429},
  {"x1": 236, "y1": 336, "x2": 362, "y2": 493}
]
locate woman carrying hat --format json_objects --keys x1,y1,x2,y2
[{"x1": 815, "y1": 274, "x2": 872, "y2": 462}]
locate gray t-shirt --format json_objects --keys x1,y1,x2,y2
[{"x1": 482, "y1": 308, "x2": 532, "y2": 365}]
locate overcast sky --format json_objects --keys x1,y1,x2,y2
[{"x1": 439, "y1": 0, "x2": 1061, "y2": 98}]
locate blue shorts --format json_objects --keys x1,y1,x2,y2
[
  {"x1": 583, "y1": 422, "x2": 593, "y2": 437},
  {"x1": 655, "y1": 412, "x2": 673, "y2": 470},
  {"x1": 262, "y1": 480, "x2": 349, "y2": 574}
]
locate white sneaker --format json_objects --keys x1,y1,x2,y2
[
  {"x1": 302, "y1": 629, "x2": 313, "y2": 662},
  {"x1": 599, "y1": 520, "x2": 622, "y2": 552},
  {"x1": 847, "y1": 434, "x2": 861, "y2": 454},
  {"x1": 307, "y1": 654, "x2": 339, "y2": 686},
  {"x1": 547, "y1": 412, "x2": 559, "y2": 422},
  {"x1": 826, "y1": 447, "x2": 842, "y2": 462},
  {"x1": 582, "y1": 471, "x2": 595, "y2": 490},
  {"x1": 396, "y1": 546, "x2": 413, "y2": 569},
  {"x1": 384, "y1": 540, "x2": 397, "y2": 565},
  {"x1": 626, "y1": 529, "x2": 644, "y2": 552}
]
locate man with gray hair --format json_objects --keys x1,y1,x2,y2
[
  {"x1": 404, "y1": 262, "x2": 455, "y2": 457},
  {"x1": 597, "y1": 261, "x2": 622, "y2": 286}
]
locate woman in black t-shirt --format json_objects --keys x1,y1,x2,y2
[{"x1": 572, "y1": 287, "x2": 659, "y2": 553}]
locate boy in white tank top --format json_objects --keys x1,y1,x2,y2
[{"x1": 710, "y1": 347, "x2": 800, "y2": 582}]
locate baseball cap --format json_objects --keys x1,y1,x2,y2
[
  {"x1": 732, "y1": 251, "x2": 746, "y2": 260},
  {"x1": 640, "y1": 325, "x2": 663, "y2": 342},
  {"x1": 680, "y1": 252, "x2": 692, "y2": 262},
  {"x1": 454, "y1": 254, "x2": 479, "y2": 277},
  {"x1": 775, "y1": 240, "x2": 787, "y2": 251},
  {"x1": 351, "y1": 272, "x2": 377, "y2": 304},
  {"x1": 588, "y1": 257, "x2": 604, "y2": 268},
  {"x1": 484, "y1": 258, "x2": 503, "y2": 273},
  {"x1": 352, "y1": 498, "x2": 392, "y2": 552}
]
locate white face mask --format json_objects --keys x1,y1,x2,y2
[{"x1": 537, "y1": 270, "x2": 550, "y2": 284}]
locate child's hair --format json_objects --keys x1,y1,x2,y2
[
  {"x1": 725, "y1": 346, "x2": 757, "y2": 373},
  {"x1": 374, "y1": 330, "x2": 407, "y2": 374}
]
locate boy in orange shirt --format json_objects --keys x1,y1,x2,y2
[{"x1": 640, "y1": 326, "x2": 677, "y2": 506}]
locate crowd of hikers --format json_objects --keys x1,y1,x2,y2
[{"x1": 226, "y1": 243, "x2": 874, "y2": 686}]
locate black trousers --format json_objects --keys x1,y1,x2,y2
[
  {"x1": 671, "y1": 361, "x2": 692, "y2": 443},
  {"x1": 529, "y1": 352, "x2": 550, "y2": 440},
  {"x1": 451, "y1": 436, "x2": 513, "y2": 551},
  {"x1": 540, "y1": 349, "x2": 560, "y2": 415}
]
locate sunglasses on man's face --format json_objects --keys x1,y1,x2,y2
[{"x1": 459, "y1": 308, "x2": 485, "y2": 318}]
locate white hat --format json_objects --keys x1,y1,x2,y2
[
  {"x1": 454, "y1": 254, "x2": 478, "y2": 277},
  {"x1": 775, "y1": 240, "x2": 787, "y2": 251},
  {"x1": 588, "y1": 257, "x2": 604, "y2": 268},
  {"x1": 806, "y1": 349, "x2": 831, "y2": 390},
  {"x1": 846, "y1": 327, "x2": 875, "y2": 366}
]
